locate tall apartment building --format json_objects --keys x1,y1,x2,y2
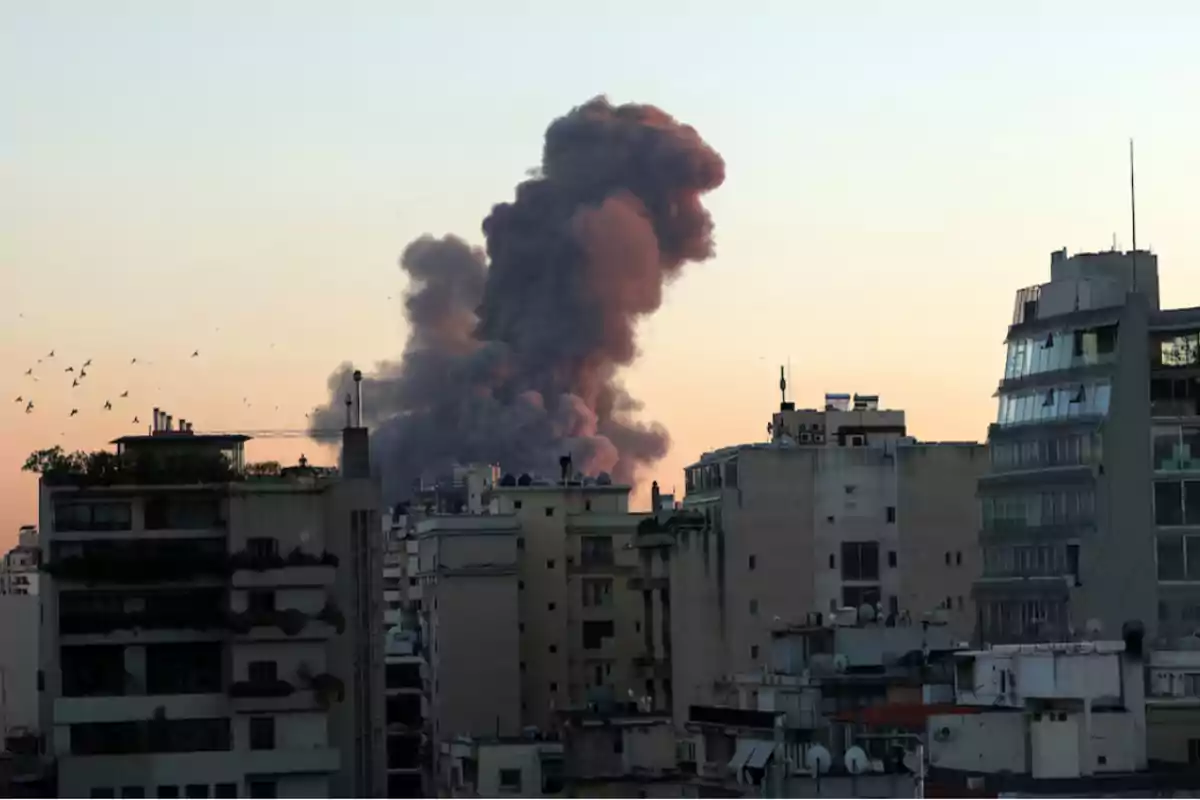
[
  {"x1": 383, "y1": 627, "x2": 426, "y2": 798},
  {"x1": 974, "y1": 247, "x2": 1200, "y2": 646},
  {"x1": 669, "y1": 392, "x2": 986, "y2": 724},
  {"x1": 415, "y1": 463, "x2": 654, "y2": 746},
  {"x1": 1, "y1": 526, "x2": 41, "y2": 596},
  {"x1": 37, "y1": 408, "x2": 383, "y2": 798}
]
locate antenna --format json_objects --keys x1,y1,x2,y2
[
  {"x1": 352, "y1": 370, "x2": 363, "y2": 428},
  {"x1": 778, "y1": 366, "x2": 787, "y2": 407},
  {"x1": 1130, "y1": 137, "x2": 1138, "y2": 292}
]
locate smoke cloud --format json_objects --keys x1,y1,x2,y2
[{"x1": 312, "y1": 96, "x2": 725, "y2": 499}]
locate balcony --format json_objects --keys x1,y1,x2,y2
[
  {"x1": 45, "y1": 547, "x2": 229, "y2": 587},
  {"x1": 225, "y1": 605, "x2": 342, "y2": 642},
  {"x1": 54, "y1": 693, "x2": 227, "y2": 725},
  {"x1": 228, "y1": 680, "x2": 320, "y2": 713}
]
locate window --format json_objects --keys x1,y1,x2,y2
[
  {"x1": 549, "y1": 682, "x2": 558, "y2": 692},
  {"x1": 249, "y1": 717, "x2": 275, "y2": 750},
  {"x1": 957, "y1": 596, "x2": 964, "y2": 610},
  {"x1": 886, "y1": 506, "x2": 896, "y2": 523},
  {"x1": 581, "y1": 536, "x2": 614, "y2": 566},
  {"x1": 246, "y1": 538, "x2": 278, "y2": 559},
  {"x1": 888, "y1": 550, "x2": 897, "y2": 568},
  {"x1": 840, "y1": 542, "x2": 879, "y2": 581},
  {"x1": 248, "y1": 660, "x2": 276, "y2": 684},
  {"x1": 513, "y1": 500, "x2": 522, "y2": 510},
  {"x1": 548, "y1": 644, "x2": 557, "y2": 654},
  {"x1": 214, "y1": 786, "x2": 236, "y2": 800},
  {"x1": 518, "y1": 581, "x2": 524, "y2": 590},
  {"x1": 520, "y1": 661, "x2": 526, "y2": 673},
  {"x1": 748, "y1": 554, "x2": 757, "y2": 571},
  {"x1": 516, "y1": 537, "x2": 524, "y2": 550},
  {"x1": 888, "y1": 596, "x2": 899, "y2": 616},
  {"x1": 546, "y1": 559, "x2": 556, "y2": 569},
  {"x1": 547, "y1": 602, "x2": 556, "y2": 611},
  {"x1": 842, "y1": 585, "x2": 881, "y2": 609},
  {"x1": 845, "y1": 485, "x2": 856, "y2": 495},
  {"x1": 184, "y1": 786, "x2": 207, "y2": 799},
  {"x1": 248, "y1": 782, "x2": 276, "y2": 800},
  {"x1": 246, "y1": 590, "x2": 275, "y2": 614},
  {"x1": 749, "y1": 599, "x2": 758, "y2": 615},
  {"x1": 944, "y1": 551, "x2": 951, "y2": 566},
  {"x1": 582, "y1": 578, "x2": 613, "y2": 608},
  {"x1": 828, "y1": 553, "x2": 836, "y2": 569},
  {"x1": 545, "y1": 507, "x2": 555, "y2": 517},
  {"x1": 582, "y1": 621, "x2": 614, "y2": 650},
  {"x1": 156, "y1": 789, "x2": 179, "y2": 799},
  {"x1": 499, "y1": 769, "x2": 522, "y2": 793},
  {"x1": 750, "y1": 645, "x2": 759, "y2": 659}
]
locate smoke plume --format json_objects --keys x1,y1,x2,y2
[{"x1": 312, "y1": 96, "x2": 725, "y2": 499}]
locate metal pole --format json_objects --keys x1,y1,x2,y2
[{"x1": 916, "y1": 742, "x2": 925, "y2": 799}]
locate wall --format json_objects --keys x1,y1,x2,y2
[
  {"x1": 474, "y1": 742, "x2": 551, "y2": 797},
  {"x1": 927, "y1": 712, "x2": 1026, "y2": 774},
  {"x1": 0, "y1": 593, "x2": 39, "y2": 734},
  {"x1": 896, "y1": 444, "x2": 986, "y2": 640},
  {"x1": 1147, "y1": 705, "x2": 1200, "y2": 764},
  {"x1": 565, "y1": 721, "x2": 675, "y2": 778}
]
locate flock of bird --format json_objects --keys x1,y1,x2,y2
[{"x1": 14, "y1": 349, "x2": 201, "y2": 422}]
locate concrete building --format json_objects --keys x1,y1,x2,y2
[
  {"x1": 36, "y1": 407, "x2": 384, "y2": 798},
  {"x1": 0, "y1": 593, "x2": 40, "y2": 738},
  {"x1": 415, "y1": 464, "x2": 660, "y2": 762},
  {"x1": 973, "y1": 247, "x2": 1200, "y2": 645},
  {"x1": 925, "y1": 622, "x2": 1163, "y2": 796},
  {"x1": 672, "y1": 392, "x2": 984, "y2": 724},
  {"x1": 1, "y1": 526, "x2": 41, "y2": 596}
]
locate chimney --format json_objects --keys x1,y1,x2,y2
[
  {"x1": 165, "y1": 413, "x2": 172, "y2": 432},
  {"x1": 341, "y1": 427, "x2": 370, "y2": 479},
  {"x1": 152, "y1": 407, "x2": 161, "y2": 433},
  {"x1": 353, "y1": 370, "x2": 364, "y2": 428},
  {"x1": 651, "y1": 481, "x2": 661, "y2": 511},
  {"x1": 178, "y1": 418, "x2": 186, "y2": 432}
]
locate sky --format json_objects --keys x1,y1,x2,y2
[{"x1": 6, "y1": 0, "x2": 1200, "y2": 547}]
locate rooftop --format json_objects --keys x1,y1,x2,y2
[{"x1": 110, "y1": 433, "x2": 251, "y2": 446}]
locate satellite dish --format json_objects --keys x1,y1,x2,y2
[
  {"x1": 832, "y1": 653, "x2": 849, "y2": 673},
  {"x1": 804, "y1": 744, "x2": 832, "y2": 775},
  {"x1": 858, "y1": 603, "x2": 876, "y2": 623},
  {"x1": 844, "y1": 745, "x2": 869, "y2": 775}
]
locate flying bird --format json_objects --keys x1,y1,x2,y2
[
  {"x1": 64, "y1": 366, "x2": 73, "y2": 373},
  {"x1": 191, "y1": 350, "x2": 199, "y2": 358},
  {"x1": 13, "y1": 396, "x2": 22, "y2": 403},
  {"x1": 82, "y1": 359, "x2": 91, "y2": 367},
  {"x1": 72, "y1": 379, "x2": 79, "y2": 388},
  {"x1": 79, "y1": 369, "x2": 87, "y2": 379},
  {"x1": 24, "y1": 368, "x2": 32, "y2": 376},
  {"x1": 120, "y1": 390, "x2": 129, "y2": 398},
  {"x1": 25, "y1": 402, "x2": 33, "y2": 414},
  {"x1": 132, "y1": 416, "x2": 139, "y2": 423},
  {"x1": 69, "y1": 409, "x2": 78, "y2": 417},
  {"x1": 46, "y1": 350, "x2": 54, "y2": 358},
  {"x1": 103, "y1": 401, "x2": 112, "y2": 411}
]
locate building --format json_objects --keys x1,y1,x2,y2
[
  {"x1": 1, "y1": 526, "x2": 41, "y2": 596},
  {"x1": 384, "y1": 627, "x2": 428, "y2": 797},
  {"x1": 671, "y1": 391, "x2": 985, "y2": 724},
  {"x1": 0, "y1": 592, "x2": 40, "y2": 737},
  {"x1": 924, "y1": 622, "x2": 1172, "y2": 796},
  {"x1": 36, "y1": 406, "x2": 384, "y2": 798},
  {"x1": 415, "y1": 462, "x2": 662, "y2": 762},
  {"x1": 973, "y1": 247, "x2": 1200, "y2": 645}
]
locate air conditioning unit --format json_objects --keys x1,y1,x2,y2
[
  {"x1": 814, "y1": 433, "x2": 825, "y2": 443},
  {"x1": 800, "y1": 433, "x2": 812, "y2": 443}
]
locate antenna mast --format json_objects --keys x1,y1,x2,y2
[{"x1": 1130, "y1": 137, "x2": 1138, "y2": 292}]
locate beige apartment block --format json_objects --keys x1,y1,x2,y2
[
  {"x1": 418, "y1": 468, "x2": 656, "y2": 747},
  {"x1": 668, "y1": 392, "x2": 986, "y2": 723}
]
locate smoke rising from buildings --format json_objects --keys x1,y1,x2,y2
[{"x1": 312, "y1": 96, "x2": 725, "y2": 499}]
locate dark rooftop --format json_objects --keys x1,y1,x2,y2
[{"x1": 110, "y1": 433, "x2": 251, "y2": 446}]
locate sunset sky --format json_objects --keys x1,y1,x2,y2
[{"x1": 7, "y1": 0, "x2": 1200, "y2": 547}]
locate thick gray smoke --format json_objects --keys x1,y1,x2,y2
[{"x1": 312, "y1": 96, "x2": 725, "y2": 499}]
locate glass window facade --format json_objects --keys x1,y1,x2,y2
[
  {"x1": 990, "y1": 432, "x2": 1102, "y2": 472},
  {"x1": 981, "y1": 488, "x2": 1095, "y2": 532},
  {"x1": 1157, "y1": 333, "x2": 1200, "y2": 367},
  {"x1": 996, "y1": 381, "x2": 1111, "y2": 427},
  {"x1": 1153, "y1": 425, "x2": 1200, "y2": 472},
  {"x1": 1004, "y1": 326, "x2": 1118, "y2": 381},
  {"x1": 1154, "y1": 480, "x2": 1200, "y2": 527},
  {"x1": 1155, "y1": 533, "x2": 1200, "y2": 581},
  {"x1": 983, "y1": 543, "x2": 1074, "y2": 578}
]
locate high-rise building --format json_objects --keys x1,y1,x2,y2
[
  {"x1": 669, "y1": 392, "x2": 986, "y2": 723},
  {"x1": 973, "y1": 247, "x2": 1200, "y2": 645},
  {"x1": 37, "y1": 408, "x2": 383, "y2": 798}
]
